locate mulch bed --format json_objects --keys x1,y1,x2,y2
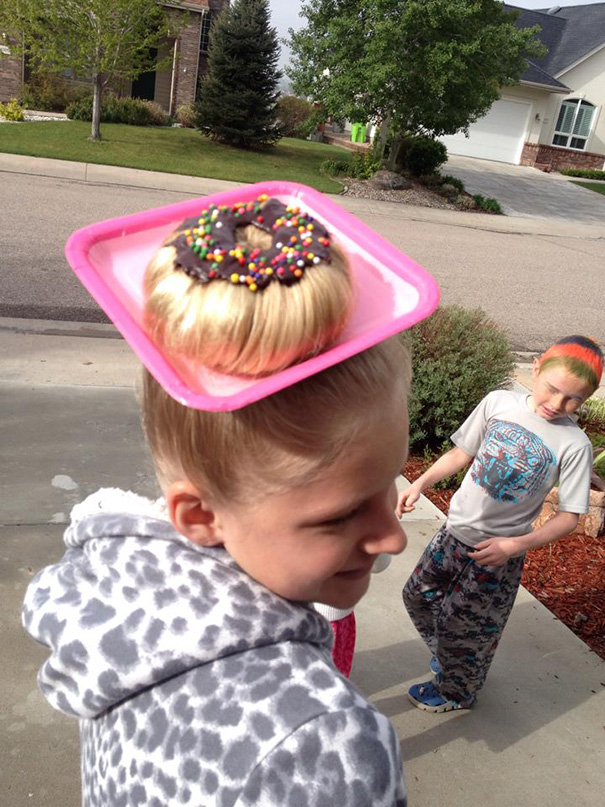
[{"x1": 402, "y1": 455, "x2": 605, "y2": 659}]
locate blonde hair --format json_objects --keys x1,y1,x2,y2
[
  {"x1": 144, "y1": 216, "x2": 354, "y2": 376},
  {"x1": 142, "y1": 337, "x2": 411, "y2": 504}
]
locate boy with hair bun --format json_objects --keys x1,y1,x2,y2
[
  {"x1": 398, "y1": 335, "x2": 603, "y2": 713},
  {"x1": 23, "y1": 197, "x2": 411, "y2": 806}
]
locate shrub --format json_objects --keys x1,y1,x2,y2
[
  {"x1": 176, "y1": 103, "x2": 196, "y2": 128},
  {"x1": 578, "y1": 398, "x2": 605, "y2": 431},
  {"x1": 441, "y1": 174, "x2": 465, "y2": 193},
  {"x1": 66, "y1": 94, "x2": 170, "y2": 126},
  {"x1": 20, "y1": 72, "x2": 80, "y2": 112},
  {"x1": 319, "y1": 158, "x2": 352, "y2": 176},
  {"x1": 560, "y1": 168, "x2": 605, "y2": 181},
  {"x1": 144, "y1": 100, "x2": 171, "y2": 126},
  {"x1": 0, "y1": 98, "x2": 24, "y2": 121},
  {"x1": 418, "y1": 173, "x2": 444, "y2": 189},
  {"x1": 473, "y1": 194, "x2": 503, "y2": 214},
  {"x1": 403, "y1": 305, "x2": 515, "y2": 452},
  {"x1": 277, "y1": 95, "x2": 314, "y2": 138},
  {"x1": 403, "y1": 136, "x2": 448, "y2": 177},
  {"x1": 350, "y1": 150, "x2": 383, "y2": 179}
]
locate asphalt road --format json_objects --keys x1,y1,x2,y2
[{"x1": 1, "y1": 172, "x2": 604, "y2": 351}]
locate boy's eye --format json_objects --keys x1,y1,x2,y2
[{"x1": 322, "y1": 504, "x2": 363, "y2": 527}]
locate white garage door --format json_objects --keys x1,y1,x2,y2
[{"x1": 439, "y1": 99, "x2": 532, "y2": 164}]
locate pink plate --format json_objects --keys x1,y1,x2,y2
[{"x1": 65, "y1": 180, "x2": 439, "y2": 411}]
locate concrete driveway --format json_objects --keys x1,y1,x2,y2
[{"x1": 444, "y1": 155, "x2": 605, "y2": 223}]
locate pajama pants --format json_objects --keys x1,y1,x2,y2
[{"x1": 402, "y1": 524, "x2": 525, "y2": 704}]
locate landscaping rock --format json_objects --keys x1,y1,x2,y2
[
  {"x1": 369, "y1": 170, "x2": 412, "y2": 190},
  {"x1": 535, "y1": 487, "x2": 605, "y2": 538}
]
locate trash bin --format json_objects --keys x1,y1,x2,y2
[
  {"x1": 359, "y1": 124, "x2": 367, "y2": 143},
  {"x1": 350, "y1": 123, "x2": 361, "y2": 143}
]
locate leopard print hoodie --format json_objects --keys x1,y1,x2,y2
[{"x1": 23, "y1": 489, "x2": 406, "y2": 807}]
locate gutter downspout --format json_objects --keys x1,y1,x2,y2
[{"x1": 169, "y1": 38, "x2": 178, "y2": 116}]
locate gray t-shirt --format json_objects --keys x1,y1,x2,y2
[{"x1": 447, "y1": 390, "x2": 592, "y2": 547}]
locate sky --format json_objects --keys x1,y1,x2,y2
[{"x1": 268, "y1": 0, "x2": 605, "y2": 69}]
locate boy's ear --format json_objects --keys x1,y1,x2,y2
[
  {"x1": 166, "y1": 480, "x2": 223, "y2": 547},
  {"x1": 532, "y1": 357, "x2": 541, "y2": 380}
]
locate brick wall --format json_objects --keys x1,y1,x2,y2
[
  {"x1": 171, "y1": 10, "x2": 203, "y2": 108},
  {"x1": 521, "y1": 142, "x2": 605, "y2": 171},
  {"x1": 0, "y1": 51, "x2": 23, "y2": 102}
]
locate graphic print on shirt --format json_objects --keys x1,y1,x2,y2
[{"x1": 471, "y1": 419, "x2": 556, "y2": 503}]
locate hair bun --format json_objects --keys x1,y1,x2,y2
[
  {"x1": 169, "y1": 196, "x2": 333, "y2": 293},
  {"x1": 144, "y1": 197, "x2": 354, "y2": 377}
]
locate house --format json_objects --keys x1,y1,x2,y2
[
  {"x1": 440, "y1": 3, "x2": 605, "y2": 170},
  {"x1": 0, "y1": 0, "x2": 229, "y2": 112}
]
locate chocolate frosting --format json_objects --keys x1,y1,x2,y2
[{"x1": 167, "y1": 196, "x2": 332, "y2": 292}]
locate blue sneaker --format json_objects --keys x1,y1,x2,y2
[
  {"x1": 429, "y1": 656, "x2": 442, "y2": 676},
  {"x1": 407, "y1": 680, "x2": 473, "y2": 713}
]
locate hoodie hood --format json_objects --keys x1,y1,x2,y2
[{"x1": 23, "y1": 488, "x2": 332, "y2": 719}]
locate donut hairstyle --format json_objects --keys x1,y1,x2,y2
[
  {"x1": 144, "y1": 195, "x2": 354, "y2": 376},
  {"x1": 538, "y1": 335, "x2": 604, "y2": 393}
]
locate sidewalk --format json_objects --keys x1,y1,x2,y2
[{"x1": 1, "y1": 323, "x2": 604, "y2": 807}]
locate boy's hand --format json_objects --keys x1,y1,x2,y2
[
  {"x1": 468, "y1": 537, "x2": 522, "y2": 566},
  {"x1": 396, "y1": 482, "x2": 423, "y2": 517}
]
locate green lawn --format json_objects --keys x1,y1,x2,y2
[
  {"x1": 0, "y1": 121, "x2": 352, "y2": 192},
  {"x1": 571, "y1": 180, "x2": 605, "y2": 197}
]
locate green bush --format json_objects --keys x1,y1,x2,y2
[
  {"x1": 20, "y1": 72, "x2": 82, "y2": 112},
  {"x1": 473, "y1": 194, "x2": 503, "y2": 214},
  {"x1": 277, "y1": 95, "x2": 315, "y2": 138},
  {"x1": 0, "y1": 98, "x2": 24, "y2": 121},
  {"x1": 578, "y1": 398, "x2": 605, "y2": 431},
  {"x1": 319, "y1": 158, "x2": 352, "y2": 176},
  {"x1": 66, "y1": 93, "x2": 170, "y2": 126},
  {"x1": 441, "y1": 174, "x2": 465, "y2": 193},
  {"x1": 560, "y1": 168, "x2": 605, "y2": 181},
  {"x1": 350, "y1": 150, "x2": 383, "y2": 179},
  {"x1": 403, "y1": 136, "x2": 448, "y2": 177},
  {"x1": 144, "y1": 100, "x2": 171, "y2": 126},
  {"x1": 418, "y1": 173, "x2": 443, "y2": 189},
  {"x1": 403, "y1": 305, "x2": 515, "y2": 452},
  {"x1": 176, "y1": 103, "x2": 197, "y2": 128}
]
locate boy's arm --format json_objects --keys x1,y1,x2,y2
[
  {"x1": 396, "y1": 447, "x2": 473, "y2": 516},
  {"x1": 468, "y1": 510, "x2": 579, "y2": 567},
  {"x1": 238, "y1": 706, "x2": 407, "y2": 807}
]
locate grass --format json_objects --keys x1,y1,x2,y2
[
  {"x1": 571, "y1": 180, "x2": 605, "y2": 197},
  {"x1": 0, "y1": 121, "x2": 352, "y2": 193}
]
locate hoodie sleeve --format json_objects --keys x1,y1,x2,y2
[{"x1": 237, "y1": 706, "x2": 406, "y2": 807}]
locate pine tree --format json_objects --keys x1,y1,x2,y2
[{"x1": 196, "y1": 0, "x2": 282, "y2": 148}]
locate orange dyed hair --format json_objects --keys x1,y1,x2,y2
[{"x1": 539, "y1": 336, "x2": 603, "y2": 393}]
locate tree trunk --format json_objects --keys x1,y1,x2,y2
[
  {"x1": 375, "y1": 111, "x2": 391, "y2": 160},
  {"x1": 387, "y1": 135, "x2": 404, "y2": 171},
  {"x1": 90, "y1": 76, "x2": 103, "y2": 141}
]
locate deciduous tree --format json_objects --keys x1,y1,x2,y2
[
  {"x1": 288, "y1": 0, "x2": 545, "y2": 155},
  {"x1": 0, "y1": 0, "x2": 175, "y2": 140}
]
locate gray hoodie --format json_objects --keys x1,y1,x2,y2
[{"x1": 23, "y1": 489, "x2": 407, "y2": 807}]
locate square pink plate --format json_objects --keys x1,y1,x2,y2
[{"x1": 65, "y1": 180, "x2": 440, "y2": 410}]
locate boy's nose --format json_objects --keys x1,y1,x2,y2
[
  {"x1": 363, "y1": 510, "x2": 408, "y2": 556},
  {"x1": 551, "y1": 393, "x2": 565, "y2": 411}
]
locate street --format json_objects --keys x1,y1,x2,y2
[{"x1": 1, "y1": 170, "x2": 604, "y2": 350}]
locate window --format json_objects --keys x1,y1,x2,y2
[
  {"x1": 200, "y1": 11, "x2": 212, "y2": 53},
  {"x1": 552, "y1": 98, "x2": 596, "y2": 150},
  {"x1": 0, "y1": 33, "x2": 10, "y2": 55}
]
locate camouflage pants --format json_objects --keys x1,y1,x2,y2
[{"x1": 402, "y1": 524, "x2": 525, "y2": 704}]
